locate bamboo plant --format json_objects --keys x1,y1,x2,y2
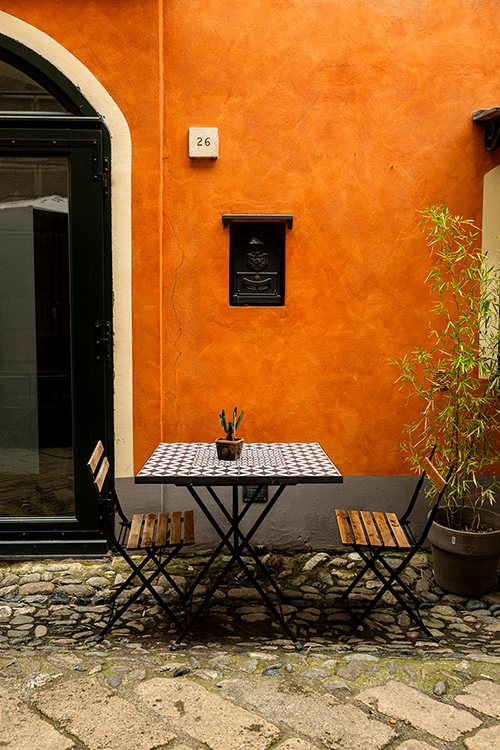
[{"x1": 393, "y1": 203, "x2": 500, "y2": 530}]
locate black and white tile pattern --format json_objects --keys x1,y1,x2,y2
[{"x1": 136, "y1": 442, "x2": 342, "y2": 484}]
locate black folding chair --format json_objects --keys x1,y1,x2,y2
[
  {"x1": 334, "y1": 455, "x2": 453, "y2": 640},
  {"x1": 88, "y1": 441, "x2": 195, "y2": 640}
]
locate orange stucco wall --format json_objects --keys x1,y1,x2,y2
[
  {"x1": 160, "y1": 0, "x2": 500, "y2": 476},
  {"x1": 3, "y1": 0, "x2": 500, "y2": 476}
]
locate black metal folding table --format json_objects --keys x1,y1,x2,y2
[{"x1": 135, "y1": 441, "x2": 342, "y2": 650}]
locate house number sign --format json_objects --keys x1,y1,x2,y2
[{"x1": 189, "y1": 128, "x2": 219, "y2": 159}]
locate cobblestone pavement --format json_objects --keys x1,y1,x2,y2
[{"x1": 2, "y1": 549, "x2": 500, "y2": 749}]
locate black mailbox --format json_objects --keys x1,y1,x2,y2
[{"x1": 229, "y1": 221, "x2": 286, "y2": 306}]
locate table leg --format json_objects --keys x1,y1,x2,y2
[{"x1": 170, "y1": 483, "x2": 302, "y2": 651}]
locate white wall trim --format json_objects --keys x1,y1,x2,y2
[
  {"x1": 0, "y1": 12, "x2": 133, "y2": 476},
  {"x1": 483, "y1": 166, "x2": 500, "y2": 268},
  {"x1": 481, "y1": 166, "x2": 500, "y2": 368}
]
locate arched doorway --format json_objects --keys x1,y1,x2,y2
[{"x1": 0, "y1": 35, "x2": 112, "y2": 555}]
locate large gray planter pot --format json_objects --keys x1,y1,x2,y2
[{"x1": 428, "y1": 507, "x2": 500, "y2": 596}]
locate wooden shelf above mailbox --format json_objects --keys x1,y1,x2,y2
[
  {"x1": 473, "y1": 108, "x2": 500, "y2": 151},
  {"x1": 222, "y1": 214, "x2": 293, "y2": 229}
]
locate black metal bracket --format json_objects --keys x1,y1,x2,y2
[
  {"x1": 95, "y1": 321, "x2": 111, "y2": 361},
  {"x1": 223, "y1": 214, "x2": 293, "y2": 229},
  {"x1": 92, "y1": 141, "x2": 109, "y2": 196},
  {"x1": 473, "y1": 108, "x2": 500, "y2": 151}
]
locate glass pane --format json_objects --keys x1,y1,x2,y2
[
  {"x1": 0, "y1": 60, "x2": 69, "y2": 113},
  {"x1": 0, "y1": 157, "x2": 73, "y2": 517}
]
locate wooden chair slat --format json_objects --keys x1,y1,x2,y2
[
  {"x1": 156, "y1": 512, "x2": 169, "y2": 547},
  {"x1": 348, "y1": 510, "x2": 367, "y2": 545},
  {"x1": 88, "y1": 441, "x2": 104, "y2": 477},
  {"x1": 141, "y1": 514, "x2": 157, "y2": 548},
  {"x1": 335, "y1": 509, "x2": 353, "y2": 544},
  {"x1": 373, "y1": 512, "x2": 397, "y2": 547},
  {"x1": 386, "y1": 512, "x2": 411, "y2": 549},
  {"x1": 94, "y1": 457, "x2": 109, "y2": 495},
  {"x1": 422, "y1": 457, "x2": 447, "y2": 493},
  {"x1": 127, "y1": 514, "x2": 143, "y2": 549},
  {"x1": 170, "y1": 511, "x2": 182, "y2": 545},
  {"x1": 183, "y1": 510, "x2": 195, "y2": 544},
  {"x1": 360, "y1": 511, "x2": 382, "y2": 546}
]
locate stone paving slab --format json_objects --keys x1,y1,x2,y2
[
  {"x1": 2, "y1": 640, "x2": 500, "y2": 750},
  {"x1": 136, "y1": 677, "x2": 281, "y2": 750},
  {"x1": 0, "y1": 684, "x2": 73, "y2": 750},
  {"x1": 274, "y1": 740, "x2": 321, "y2": 750},
  {"x1": 456, "y1": 680, "x2": 500, "y2": 717},
  {"x1": 32, "y1": 676, "x2": 176, "y2": 750},
  {"x1": 356, "y1": 679, "x2": 482, "y2": 741},
  {"x1": 465, "y1": 725, "x2": 500, "y2": 750},
  {"x1": 217, "y1": 678, "x2": 396, "y2": 750}
]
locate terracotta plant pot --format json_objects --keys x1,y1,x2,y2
[
  {"x1": 215, "y1": 437, "x2": 244, "y2": 461},
  {"x1": 428, "y1": 507, "x2": 500, "y2": 596}
]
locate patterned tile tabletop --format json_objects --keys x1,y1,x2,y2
[{"x1": 135, "y1": 442, "x2": 342, "y2": 485}]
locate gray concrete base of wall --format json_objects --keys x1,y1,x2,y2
[{"x1": 115, "y1": 475, "x2": 430, "y2": 553}]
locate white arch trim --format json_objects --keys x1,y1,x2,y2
[{"x1": 0, "y1": 12, "x2": 133, "y2": 476}]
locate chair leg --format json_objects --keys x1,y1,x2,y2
[
  {"x1": 95, "y1": 546, "x2": 186, "y2": 640},
  {"x1": 338, "y1": 546, "x2": 438, "y2": 641},
  {"x1": 106, "y1": 554, "x2": 152, "y2": 609},
  {"x1": 376, "y1": 554, "x2": 422, "y2": 611},
  {"x1": 367, "y1": 555, "x2": 438, "y2": 639},
  {"x1": 143, "y1": 547, "x2": 189, "y2": 602},
  {"x1": 342, "y1": 581, "x2": 436, "y2": 642},
  {"x1": 335, "y1": 562, "x2": 373, "y2": 605}
]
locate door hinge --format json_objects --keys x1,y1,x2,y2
[
  {"x1": 93, "y1": 156, "x2": 109, "y2": 196},
  {"x1": 92, "y1": 140, "x2": 109, "y2": 196},
  {"x1": 95, "y1": 322, "x2": 111, "y2": 361}
]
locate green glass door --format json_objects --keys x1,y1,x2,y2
[
  {"x1": 0, "y1": 157, "x2": 73, "y2": 517},
  {"x1": 0, "y1": 122, "x2": 112, "y2": 555}
]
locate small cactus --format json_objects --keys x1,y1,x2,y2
[{"x1": 219, "y1": 407, "x2": 244, "y2": 440}]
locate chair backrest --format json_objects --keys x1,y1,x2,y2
[
  {"x1": 421, "y1": 456, "x2": 447, "y2": 493},
  {"x1": 87, "y1": 440, "x2": 110, "y2": 498},
  {"x1": 87, "y1": 440, "x2": 130, "y2": 530},
  {"x1": 400, "y1": 445, "x2": 437, "y2": 524},
  {"x1": 416, "y1": 457, "x2": 454, "y2": 545}
]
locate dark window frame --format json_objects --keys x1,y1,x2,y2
[{"x1": 0, "y1": 36, "x2": 112, "y2": 557}]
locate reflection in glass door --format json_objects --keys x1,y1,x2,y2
[{"x1": 0, "y1": 157, "x2": 74, "y2": 517}]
